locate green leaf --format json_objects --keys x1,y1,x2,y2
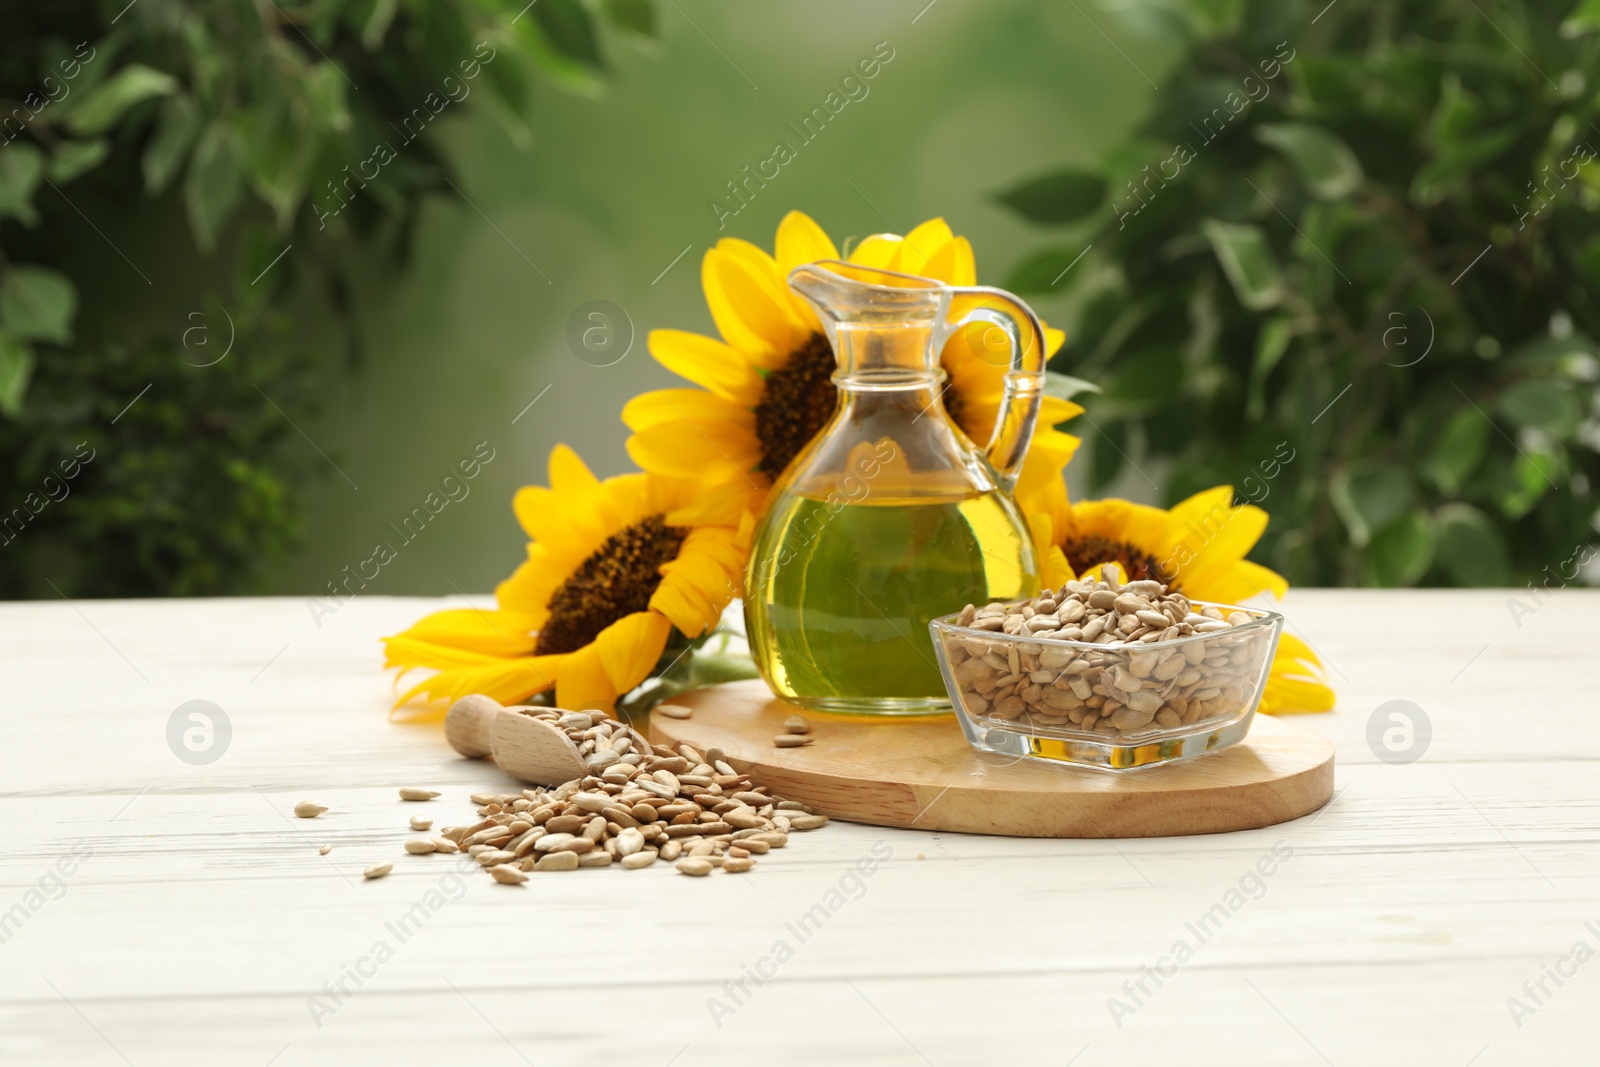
[
  {"x1": 1435, "y1": 503, "x2": 1510, "y2": 586},
  {"x1": 64, "y1": 64, "x2": 177, "y2": 135},
  {"x1": 184, "y1": 121, "x2": 245, "y2": 253},
  {"x1": 1562, "y1": 0, "x2": 1600, "y2": 37},
  {"x1": 1410, "y1": 127, "x2": 1517, "y2": 206},
  {"x1": 1425, "y1": 74, "x2": 1478, "y2": 148},
  {"x1": 1007, "y1": 246, "x2": 1092, "y2": 292},
  {"x1": 1247, "y1": 316, "x2": 1292, "y2": 418},
  {"x1": 1044, "y1": 371, "x2": 1102, "y2": 403},
  {"x1": 603, "y1": 0, "x2": 658, "y2": 38},
  {"x1": 995, "y1": 169, "x2": 1107, "y2": 225},
  {"x1": 1497, "y1": 449, "x2": 1558, "y2": 519},
  {"x1": 0, "y1": 332, "x2": 34, "y2": 417},
  {"x1": 0, "y1": 267, "x2": 77, "y2": 344},
  {"x1": 49, "y1": 139, "x2": 110, "y2": 184},
  {"x1": 1090, "y1": 415, "x2": 1127, "y2": 492},
  {"x1": 1367, "y1": 510, "x2": 1437, "y2": 587},
  {"x1": 0, "y1": 143, "x2": 44, "y2": 225},
  {"x1": 1422, "y1": 408, "x2": 1489, "y2": 493},
  {"x1": 1201, "y1": 219, "x2": 1285, "y2": 310},
  {"x1": 536, "y1": 0, "x2": 604, "y2": 68},
  {"x1": 304, "y1": 63, "x2": 352, "y2": 133},
  {"x1": 362, "y1": 0, "x2": 400, "y2": 48},
  {"x1": 143, "y1": 95, "x2": 202, "y2": 194},
  {"x1": 1330, "y1": 460, "x2": 1412, "y2": 548},
  {"x1": 1497, "y1": 378, "x2": 1582, "y2": 437},
  {"x1": 1255, "y1": 122, "x2": 1363, "y2": 200},
  {"x1": 1103, "y1": 346, "x2": 1186, "y2": 409}
]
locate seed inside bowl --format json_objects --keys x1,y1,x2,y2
[{"x1": 939, "y1": 565, "x2": 1271, "y2": 740}]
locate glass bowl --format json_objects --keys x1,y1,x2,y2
[{"x1": 930, "y1": 601, "x2": 1283, "y2": 771}]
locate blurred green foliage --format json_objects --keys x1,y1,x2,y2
[
  {"x1": 0, "y1": 0, "x2": 652, "y2": 597},
  {"x1": 1003, "y1": 0, "x2": 1600, "y2": 588}
]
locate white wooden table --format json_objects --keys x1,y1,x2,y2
[{"x1": 2, "y1": 590, "x2": 1594, "y2": 1065}]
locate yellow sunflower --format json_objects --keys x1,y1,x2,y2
[
  {"x1": 1021, "y1": 478, "x2": 1335, "y2": 714},
  {"x1": 382, "y1": 445, "x2": 753, "y2": 715},
  {"x1": 623, "y1": 210, "x2": 1082, "y2": 501}
]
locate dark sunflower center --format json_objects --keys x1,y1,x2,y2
[
  {"x1": 940, "y1": 376, "x2": 965, "y2": 431},
  {"x1": 1061, "y1": 534, "x2": 1173, "y2": 586},
  {"x1": 535, "y1": 514, "x2": 687, "y2": 656},
  {"x1": 754, "y1": 333, "x2": 838, "y2": 479}
]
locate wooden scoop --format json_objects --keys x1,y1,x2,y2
[{"x1": 443, "y1": 694, "x2": 587, "y2": 786}]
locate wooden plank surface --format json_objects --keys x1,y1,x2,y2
[
  {"x1": 654, "y1": 682, "x2": 1336, "y2": 837},
  {"x1": 1, "y1": 590, "x2": 1596, "y2": 1065}
]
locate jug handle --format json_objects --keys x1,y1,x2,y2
[{"x1": 946, "y1": 286, "x2": 1047, "y2": 493}]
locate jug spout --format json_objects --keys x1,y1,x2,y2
[
  {"x1": 787, "y1": 260, "x2": 946, "y2": 328},
  {"x1": 789, "y1": 261, "x2": 945, "y2": 383}
]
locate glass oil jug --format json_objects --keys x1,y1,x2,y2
[{"x1": 744, "y1": 260, "x2": 1047, "y2": 714}]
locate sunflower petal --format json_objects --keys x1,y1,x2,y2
[
  {"x1": 647, "y1": 329, "x2": 764, "y2": 405},
  {"x1": 847, "y1": 233, "x2": 904, "y2": 269},
  {"x1": 707, "y1": 244, "x2": 808, "y2": 360},
  {"x1": 595, "y1": 611, "x2": 673, "y2": 694},
  {"x1": 919, "y1": 235, "x2": 975, "y2": 287},
  {"x1": 547, "y1": 444, "x2": 598, "y2": 496},
  {"x1": 556, "y1": 643, "x2": 618, "y2": 712},
  {"x1": 892, "y1": 217, "x2": 956, "y2": 277},
  {"x1": 625, "y1": 419, "x2": 762, "y2": 483},
  {"x1": 775, "y1": 210, "x2": 840, "y2": 275}
]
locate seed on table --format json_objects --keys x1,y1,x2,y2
[
  {"x1": 535, "y1": 851, "x2": 580, "y2": 872},
  {"x1": 432, "y1": 838, "x2": 459, "y2": 853},
  {"x1": 293, "y1": 801, "x2": 327, "y2": 819},
  {"x1": 774, "y1": 735, "x2": 813, "y2": 748},
  {"x1": 784, "y1": 715, "x2": 810, "y2": 734},
  {"x1": 676, "y1": 858, "x2": 713, "y2": 877},
  {"x1": 409, "y1": 815, "x2": 433, "y2": 831},
  {"x1": 657, "y1": 704, "x2": 693, "y2": 719},
  {"x1": 399, "y1": 788, "x2": 440, "y2": 801},
  {"x1": 578, "y1": 851, "x2": 613, "y2": 868},
  {"x1": 318, "y1": 845, "x2": 332, "y2": 855},
  {"x1": 788, "y1": 814, "x2": 829, "y2": 830},
  {"x1": 723, "y1": 857, "x2": 755, "y2": 873},
  {"x1": 404, "y1": 839, "x2": 437, "y2": 855},
  {"x1": 489, "y1": 864, "x2": 528, "y2": 885},
  {"x1": 621, "y1": 851, "x2": 657, "y2": 869},
  {"x1": 363, "y1": 863, "x2": 392, "y2": 880}
]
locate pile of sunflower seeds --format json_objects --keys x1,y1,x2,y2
[
  {"x1": 942, "y1": 566, "x2": 1271, "y2": 739},
  {"x1": 406, "y1": 709, "x2": 828, "y2": 883}
]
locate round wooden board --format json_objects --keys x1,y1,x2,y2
[{"x1": 651, "y1": 680, "x2": 1334, "y2": 839}]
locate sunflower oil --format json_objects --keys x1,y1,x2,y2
[{"x1": 744, "y1": 487, "x2": 1038, "y2": 713}]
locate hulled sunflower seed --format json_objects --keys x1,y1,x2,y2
[
  {"x1": 409, "y1": 815, "x2": 433, "y2": 831},
  {"x1": 363, "y1": 863, "x2": 392, "y2": 880},
  {"x1": 773, "y1": 735, "x2": 813, "y2": 748},
  {"x1": 293, "y1": 801, "x2": 327, "y2": 818},
  {"x1": 399, "y1": 788, "x2": 440, "y2": 801}
]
